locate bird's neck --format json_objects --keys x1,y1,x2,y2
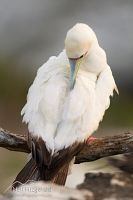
[{"x1": 81, "y1": 44, "x2": 107, "y2": 75}]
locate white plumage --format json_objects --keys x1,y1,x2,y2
[{"x1": 21, "y1": 23, "x2": 118, "y2": 153}]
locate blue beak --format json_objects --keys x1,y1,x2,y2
[{"x1": 69, "y1": 59, "x2": 77, "y2": 90}]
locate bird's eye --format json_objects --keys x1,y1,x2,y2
[
  {"x1": 79, "y1": 51, "x2": 88, "y2": 59},
  {"x1": 69, "y1": 52, "x2": 87, "y2": 60},
  {"x1": 79, "y1": 54, "x2": 84, "y2": 59},
  {"x1": 69, "y1": 54, "x2": 84, "y2": 60}
]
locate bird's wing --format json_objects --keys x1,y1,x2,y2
[
  {"x1": 21, "y1": 51, "x2": 69, "y2": 151},
  {"x1": 54, "y1": 65, "x2": 118, "y2": 150},
  {"x1": 94, "y1": 65, "x2": 118, "y2": 126}
]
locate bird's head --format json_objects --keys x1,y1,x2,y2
[{"x1": 65, "y1": 23, "x2": 97, "y2": 90}]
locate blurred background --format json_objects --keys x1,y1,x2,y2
[{"x1": 0, "y1": 0, "x2": 133, "y2": 193}]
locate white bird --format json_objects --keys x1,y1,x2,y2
[{"x1": 13, "y1": 23, "x2": 118, "y2": 187}]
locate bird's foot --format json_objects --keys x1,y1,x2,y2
[{"x1": 86, "y1": 136, "x2": 97, "y2": 144}]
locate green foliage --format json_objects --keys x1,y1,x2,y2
[
  {"x1": 102, "y1": 95, "x2": 133, "y2": 127},
  {"x1": 0, "y1": 61, "x2": 33, "y2": 104}
]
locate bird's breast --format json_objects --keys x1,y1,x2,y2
[
  {"x1": 77, "y1": 70, "x2": 97, "y2": 84},
  {"x1": 61, "y1": 70, "x2": 96, "y2": 122}
]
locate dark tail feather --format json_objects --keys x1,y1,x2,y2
[
  {"x1": 52, "y1": 163, "x2": 69, "y2": 185},
  {"x1": 12, "y1": 158, "x2": 40, "y2": 189},
  {"x1": 13, "y1": 159, "x2": 69, "y2": 189},
  {"x1": 13, "y1": 138, "x2": 84, "y2": 189}
]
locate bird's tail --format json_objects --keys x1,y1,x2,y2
[
  {"x1": 12, "y1": 158, "x2": 69, "y2": 189},
  {"x1": 52, "y1": 162, "x2": 69, "y2": 185}
]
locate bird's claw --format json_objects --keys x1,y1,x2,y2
[{"x1": 86, "y1": 136, "x2": 97, "y2": 144}]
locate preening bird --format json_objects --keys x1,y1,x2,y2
[{"x1": 13, "y1": 23, "x2": 118, "y2": 187}]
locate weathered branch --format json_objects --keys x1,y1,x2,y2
[
  {"x1": 2, "y1": 172, "x2": 133, "y2": 200},
  {"x1": 2, "y1": 181, "x2": 93, "y2": 200},
  {"x1": 0, "y1": 128, "x2": 30, "y2": 153},
  {"x1": 75, "y1": 133, "x2": 133, "y2": 163},
  {"x1": 0, "y1": 128, "x2": 133, "y2": 163}
]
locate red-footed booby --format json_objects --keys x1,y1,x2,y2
[{"x1": 13, "y1": 23, "x2": 118, "y2": 187}]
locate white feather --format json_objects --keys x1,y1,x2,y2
[{"x1": 22, "y1": 24, "x2": 118, "y2": 153}]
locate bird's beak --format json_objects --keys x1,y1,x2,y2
[{"x1": 69, "y1": 57, "x2": 83, "y2": 90}]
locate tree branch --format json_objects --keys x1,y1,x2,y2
[
  {"x1": 0, "y1": 128, "x2": 30, "y2": 153},
  {"x1": 0, "y1": 128, "x2": 133, "y2": 163},
  {"x1": 75, "y1": 133, "x2": 133, "y2": 163}
]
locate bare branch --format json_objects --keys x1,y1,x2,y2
[
  {"x1": 1, "y1": 181, "x2": 93, "y2": 200},
  {"x1": 0, "y1": 128, "x2": 133, "y2": 163},
  {"x1": 78, "y1": 172, "x2": 133, "y2": 200},
  {"x1": 0, "y1": 128, "x2": 30, "y2": 153},
  {"x1": 75, "y1": 133, "x2": 133, "y2": 164}
]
